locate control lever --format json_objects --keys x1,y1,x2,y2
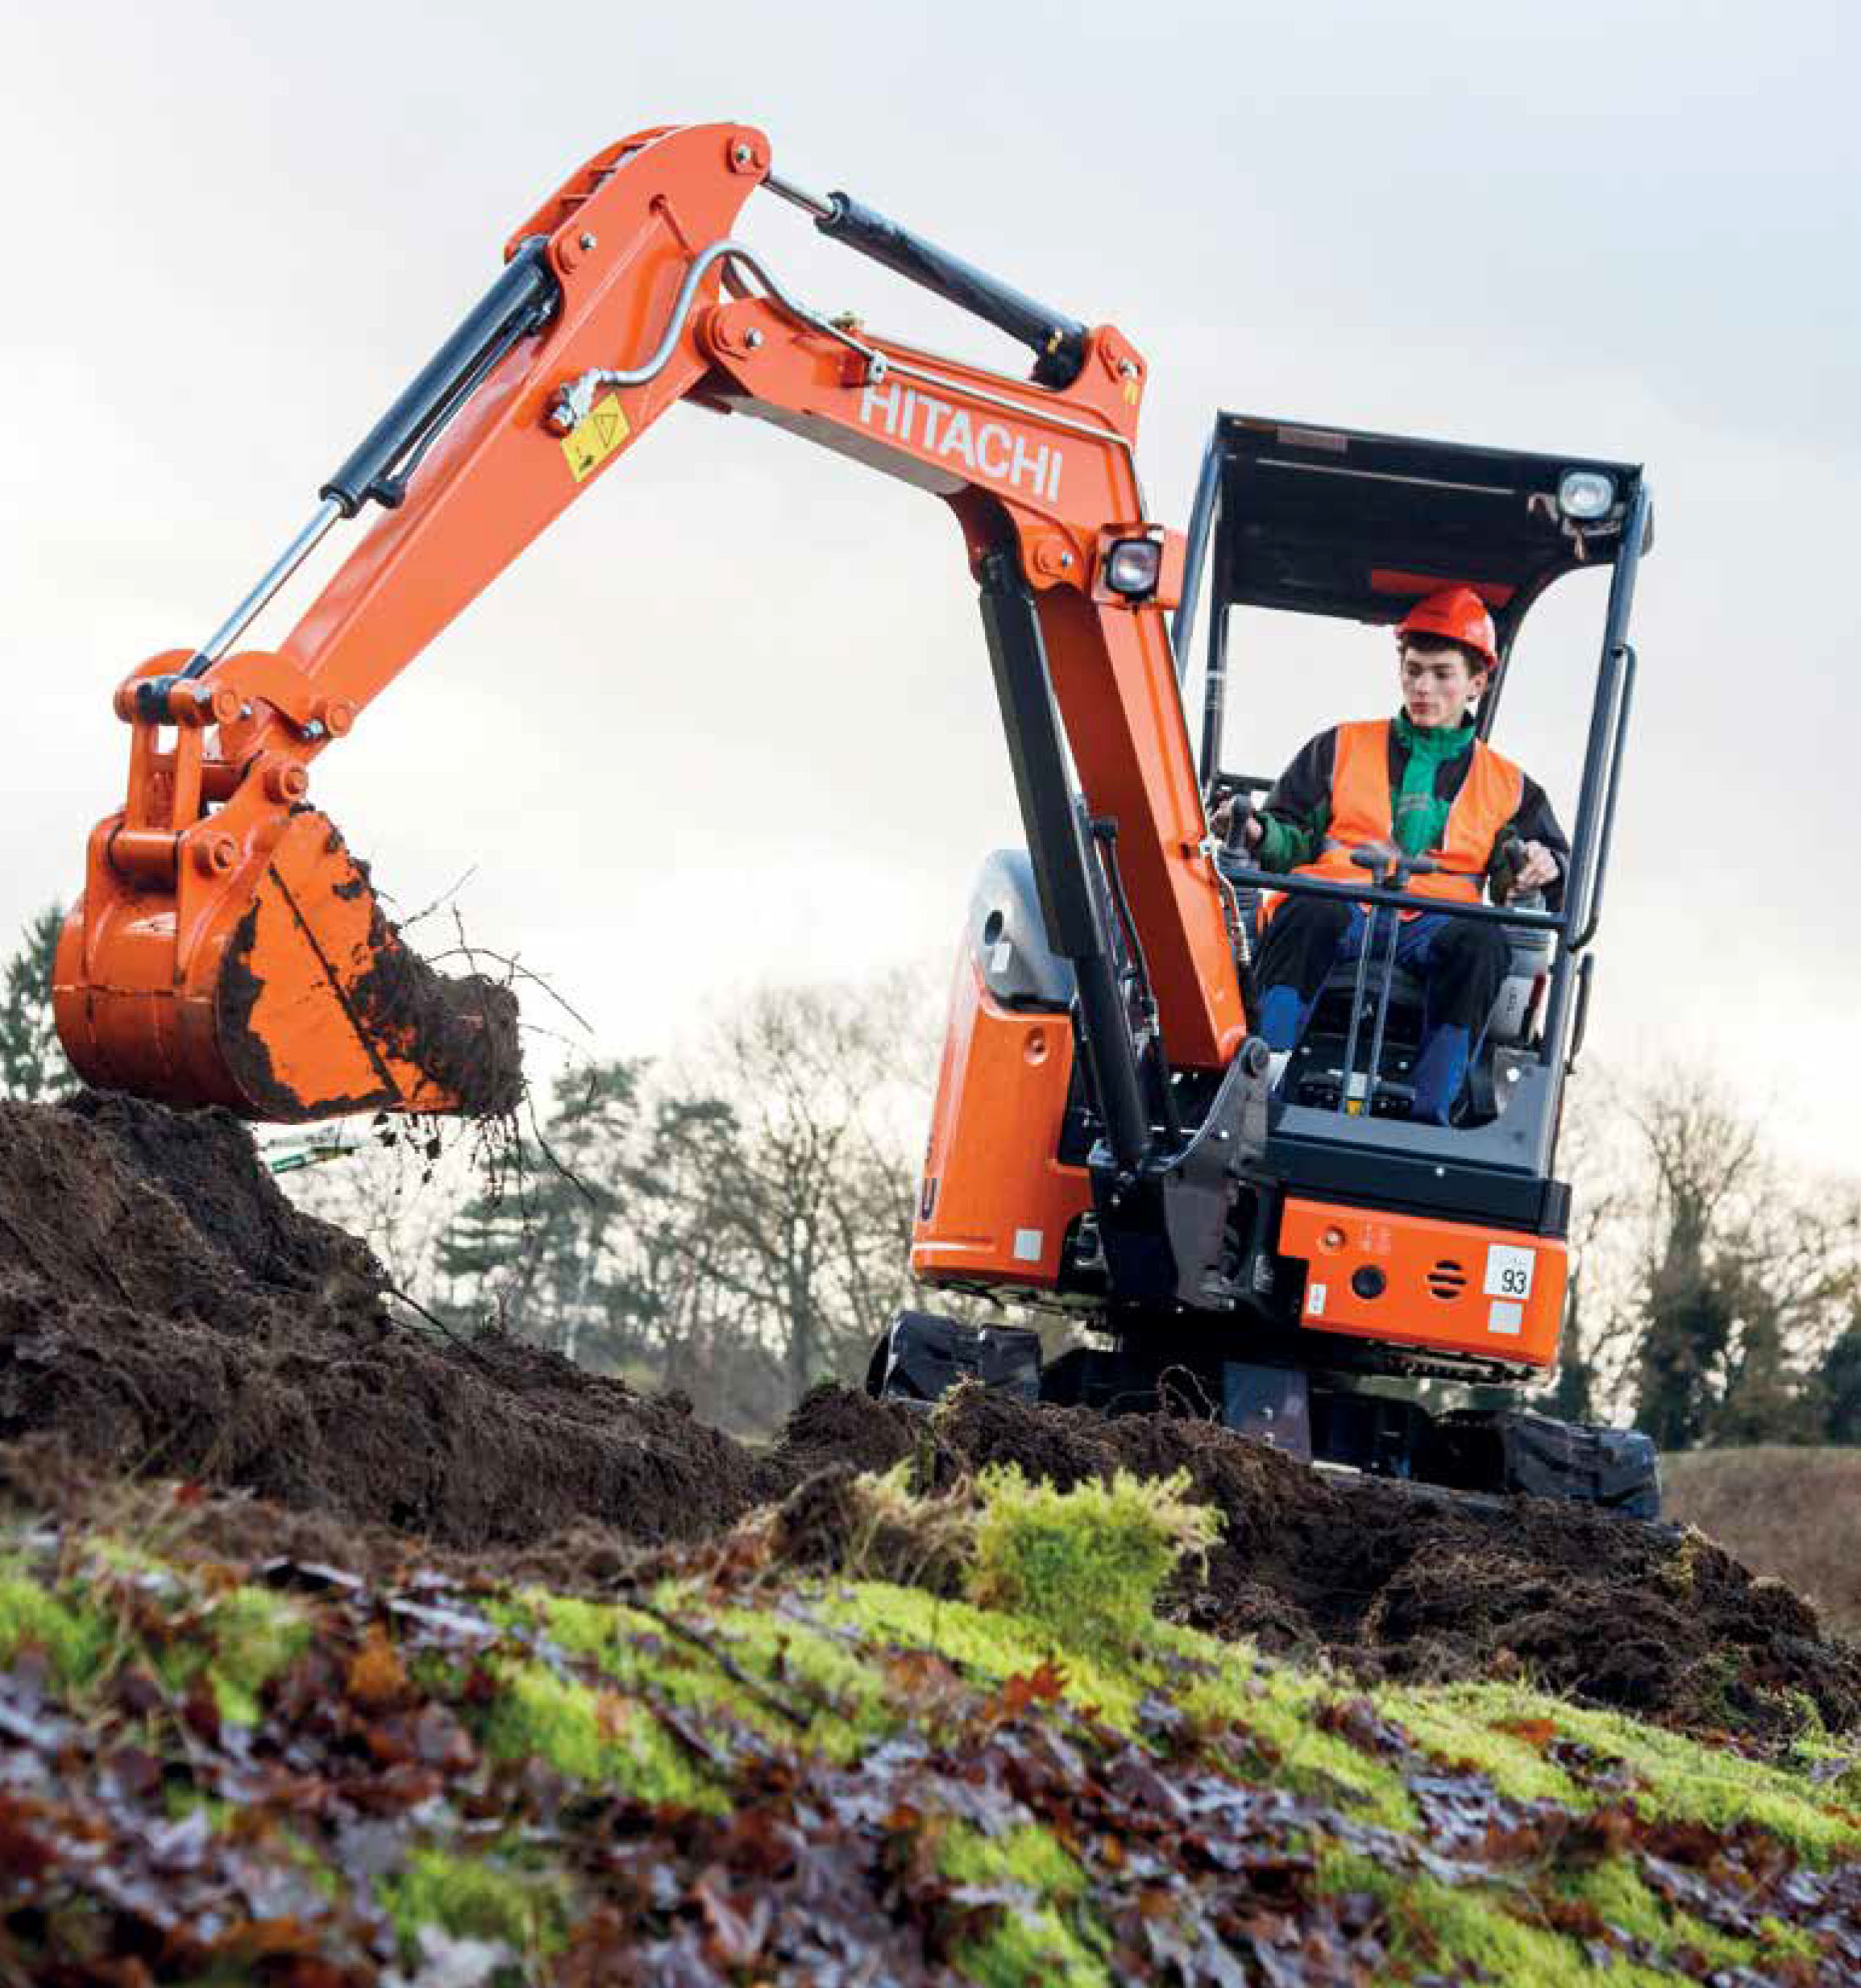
[
  {"x1": 1492, "y1": 830, "x2": 1527, "y2": 905},
  {"x1": 1214, "y1": 789, "x2": 1261, "y2": 1021},
  {"x1": 1336, "y1": 844, "x2": 1436, "y2": 1118}
]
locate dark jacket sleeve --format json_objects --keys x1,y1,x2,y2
[
  {"x1": 1254, "y1": 729, "x2": 1337, "y2": 874},
  {"x1": 1489, "y1": 775, "x2": 1571, "y2": 911}
]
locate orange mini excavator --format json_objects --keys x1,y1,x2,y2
[{"x1": 54, "y1": 122, "x2": 1657, "y2": 1512}]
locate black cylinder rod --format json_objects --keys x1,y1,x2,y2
[
  {"x1": 320, "y1": 237, "x2": 559, "y2": 517},
  {"x1": 815, "y1": 190, "x2": 1088, "y2": 388}
]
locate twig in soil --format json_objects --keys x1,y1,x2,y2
[
  {"x1": 384, "y1": 1283, "x2": 493, "y2": 1366},
  {"x1": 617, "y1": 1596, "x2": 812, "y2": 1730},
  {"x1": 430, "y1": 918, "x2": 594, "y2": 1035}
]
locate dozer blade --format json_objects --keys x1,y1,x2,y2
[{"x1": 55, "y1": 809, "x2": 521, "y2": 1124}]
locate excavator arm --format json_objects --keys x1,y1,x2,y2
[{"x1": 56, "y1": 120, "x2": 1245, "y2": 1130}]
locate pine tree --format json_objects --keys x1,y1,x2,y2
[
  {"x1": 434, "y1": 1059, "x2": 647, "y2": 1363},
  {"x1": 0, "y1": 905, "x2": 78, "y2": 1102},
  {"x1": 1822, "y1": 1321, "x2": 1861, "y2": 1445}
]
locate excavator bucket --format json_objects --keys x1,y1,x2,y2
[{"x1": 56, "y1": 800, "x2": 520, "y2": 1123}]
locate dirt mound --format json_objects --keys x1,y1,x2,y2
[
  {"x1": 883, "y1": 1384, "x2": 1861, "y2": 1737},
  {"x1": 0, "y1": 1094, "x2": 758, "y2": 1546},
  {"x1": 2, "y1": 1094, "x2": 1856, "y2": 1739}
]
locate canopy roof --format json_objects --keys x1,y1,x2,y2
[{"x1": 1205, "y1": 413, "x2": 1646, "y2": 656}]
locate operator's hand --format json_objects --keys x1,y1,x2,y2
[
  {"x1": 1211, "y1": 796, "x2": 1265, "y2": 849},
  {"x1": 1506, "y1": 840, "x2": 1560, "y2": 896}
]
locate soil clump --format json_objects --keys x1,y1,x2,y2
[
  {"x1": 351, "y1": 906, "x2": 522, "y2": 1119},
  {"x1": 0, "y1": 1094, "x2": 753, "y2": 1546},
  {"x1": 1, "y1": 1094, "x2": 1856, "y2": 1740}
]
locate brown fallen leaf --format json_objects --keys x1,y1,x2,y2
[
  {"x1": 1493, "y1": 1715, "x2": 1559, "y2": 1752},
  {"x1": 346, "y1": 1625, "x2": 409, "y2": 1711}
]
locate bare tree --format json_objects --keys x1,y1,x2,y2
[
  {"x1": 1563, "y1": 1069, "x2": 1861, "y2": 1446},
  {"x1": 648, "y1": 977, "x2": 926, "y2": 1413}
]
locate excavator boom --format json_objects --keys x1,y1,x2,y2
[{"x1": 56, "y1": 122, "x2": 1241, "y2": 1121}]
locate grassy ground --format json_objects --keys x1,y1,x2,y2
[
  {"x1": 1663, "y1": 1446, "x2": 1861, "y2": 1637},
  {"x1": 0, "y1": 1463, "x2": 1856, "y2": 1983}
]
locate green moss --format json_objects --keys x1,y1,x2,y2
[
  {"x1": 1164, "y1": 1637, "x2": 1417, "y2": 1827},
  {"x1": 380, "y1": 1845, "x2": 568, "y2": 1961},
  {"x1": 480, "y1": 1658, "x2": 718, "y2": 1811},
  {"x1": 1371, "y1": 1687, "x2": 1585, "y2": 1806},
  {"x1": 945, "y1": 1820, "x2": 1089, "y2": 1901},
  {"x1": 1396, "y1": 1683, "x2": 1861, "y2": 1861},
  {"x1": 204, "y1": 1587, "x2": 309, "y2": 1725},
  {"x1": 1564, "y1": 1858, "x2": 1765, "y2": 1970},
  {"x1": 501, "y1": 1590, "x2": 885, "y2": 1762},
  {"x1": 1320, "y1": 1848, "x2": 1677, "y2": 1988},
  {"x1": 0, "y1": 1572, "x2": 110, "y2": 1687},
  {"x1": 164, "y1": 1788, "x2": 235, "y2": 1827},
  {"x1": 82, "y1": 1536, "x2": 180, "y2": 1585},
  {"x1": 705, "y1": 1602, "x2": 898, "y2": 1750},
  {"x1": 820, "y1": 1582, "x2": 1147, "y2": 1730},
  {"x1": 967, "y1": 1465, "x2": 1220, "y2": 1657},
  {"x1": 1755, "y1": 1914, "x2": 1823, "y2": 1961},
  {"x1": 814, "y1": 1572, "x2": 1861, "y2": 1878},
  {"x1": 940, "y1": 1822, "x2": 1110, "y2": 1988},
  {"x1": 1, "y1": 1539, "x2": 308, "y2": 1727}
]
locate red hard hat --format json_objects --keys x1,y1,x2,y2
[{"x1": 1398, "y1": 587, "x2": 1498, "y2": 670}]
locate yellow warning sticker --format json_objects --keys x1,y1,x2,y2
[{"x1": 561, "y1": 392, "x2": 632, "y2": 484}]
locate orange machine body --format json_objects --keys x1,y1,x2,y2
[
  {"x1": 1277, "y1": 1196, "x2": 1564, "y2": 1369},
  {"x1": 56, "y1": 117, "x2": 1589, "y2": 1409},
  {"x1": 911, "y1": 928, "x2": 1561, "y2": 1379},
  {"x1": 910, "y1": 955, "x2": 1090, "y2": 1290}
]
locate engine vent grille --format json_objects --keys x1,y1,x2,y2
[{"x1": 1427, "y1": 1259, "x2": 1468, "y2": 1301}]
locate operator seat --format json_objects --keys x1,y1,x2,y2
[{"x1": 1216, "y1": 842, "x2": 1552, "y2": 1125}]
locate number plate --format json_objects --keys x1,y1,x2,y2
[{"x1": 1484, "y1": 1244, "x2": 1535, "y2": 1301}]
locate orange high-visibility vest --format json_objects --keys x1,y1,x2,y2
[{"x1": 1264, "y1": 719, "x2": 1524, "y2": 923}]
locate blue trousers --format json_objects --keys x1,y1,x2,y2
[{"x1": 1255, "y1": 904, "x2": 1506, "y2": 1123}]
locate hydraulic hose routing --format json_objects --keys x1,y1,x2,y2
[{"x1": 974, "y1": 549, "x2": 1153, "y2": 1174}]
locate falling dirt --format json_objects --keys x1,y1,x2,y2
[{"x1": 0, "y1": 1093, "x2": 1856, "y2": 1741}]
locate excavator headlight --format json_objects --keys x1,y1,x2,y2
[
  {"x1": 1103, "y1": 537, "x2": 1162, "y2": 598},
  {"x1": 1557, "y1": 469, "x2": 1616, "y2": 521}
]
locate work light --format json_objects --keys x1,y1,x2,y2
[
  {"x1": 1557, "y1": 469, "x2": 1616, "y2": 521},
  {"x1": 1103, "y1": 537, "x2": 1162, "y2": 597}
]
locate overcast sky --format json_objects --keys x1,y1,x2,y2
[{"x1": 3, "y1": 1, "x2": 1857, "y2": 1166}]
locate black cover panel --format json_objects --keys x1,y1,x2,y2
[
  {"x1": 1432, "y1": 1408, "x2": 1661, "y2": 1519},
  {"x1": 1209, "y1": 413, "x2": 1643, "y2": 653}
]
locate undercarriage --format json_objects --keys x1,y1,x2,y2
[{"x1": 869, "y1": 1309, "x2": 1661, "y2": 1521}]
